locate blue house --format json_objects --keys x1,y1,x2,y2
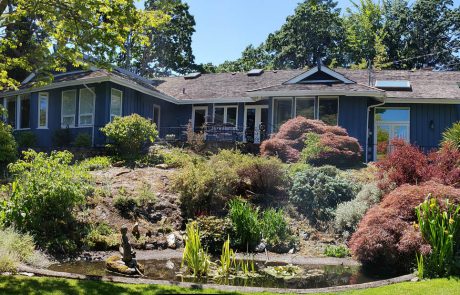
[{"x1": 1, "y1": 65, "x2": 460, "y2": 162}]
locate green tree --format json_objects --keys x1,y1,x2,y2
[
  {"x1": 266, "y1": 0, "x2": 346, "y2": 68},
  {"x1": 382, "y1": 0, "x2": 412, "y2": 68},
  {"x1": 215, "y1": 44, "x2": 273, "y2": 73},
  {"x1": 345, "y1": 0, "x2": 384, "y2": 67},
  {"x1": 120, "y1": 0, "x2": 196, "y2": 76},
  {"x1": 0, "y1": 0, "x2": 170, "y2": 89},
  {"x1": 407, "y1": 0, "x2": 460, "y2": 69}
]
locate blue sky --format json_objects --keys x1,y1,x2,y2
[{"x1": 137, "y1": 0, "x2": 460, "y2": 65}]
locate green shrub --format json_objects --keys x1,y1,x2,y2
[
  {"x1": 334, "y1": 183, "x2": 382, "y2": 234},
  {"x1": 100, "y1": 114, "x2": 158, "y2": 161},
  {"x1": 78, "y1": 156, "x2": 112, "y2": 171},
  {"x1": 173, "y1": 157, "x2": 240, "y2": 219},
  {"x1": 14, "y1": 131, "x2": 37, "y2": 148},
  {"x1": 52, "y1": 128, "x2": 72, "y2": 147},
  {"x1": 0, "y1": 121, "x2": 17, "y2": 175},
  {"x1": 442, "y1": 121, "x2": 460, "y2": 148},
  {"x1": 74, "y1": 133, "x2": 92, "y2": 148},
  {"x1": 83, "y1": 223, "x2": 119, "y2": 251},
  {"x1": 157, "y1": 147, "x2": 201, "y2": 168},
  {"x1": 228, "y1": 198, "x2": 261, "y2": 250},
  {"x1": 289, "y1": 166, "x2": 359, "y2": 227},
  {"x1": 113, "y1": 195, "x2": 138, "y2": 219},
  {"x1": 324, "y1": 245, "x2": 350, "y2": 258},
  {"x1": 416, "y1": 197, "x2": 460, "y2": 278},
  {"x1": 0, "y1": 228, "x2": 49, "y2": 272},
  {"x1": 0, "y1": 150, "x2": 91, "y2": 254},
  {"x1": 196, "y1": 216, "x2": 234, "y2": 254},
  {"x1": 261, "y1": 208, "x2": 295, "y2": 248}
]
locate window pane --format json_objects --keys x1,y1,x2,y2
[
  {"x1": 274, "y1": 98, "x2": 293, "y2": 130},
  {"x1": 153, "y1": 106, "x2": 160, "y2": 128},
  {"x1": 62, "y1": 90, "x2": 76, "y2": 116},
  {"x1": 375, "y1": 108, "x2": 410, "y2": 122},
  {"x1": 376, "y1": 125, "x2": 390, "y2": 160},
  {"x1": 296, "y1": 97, "x2": 314, "y2": 119},
  {"x1": 20, "y1": 95, "x2": 30, "y2": 129},
  {"x1": 62, "y1": 116, "x2": 75, "y2": 126},
  {"x1": 111, "y1": 89, "x2": 122, "y2": 119},
  {"x1": 39, "y1": 93, "x2": 48, "y2": 127},
  {"x1": 7, "y1": 98, "x2": 16, "y2": 128},
  {"x1": 319, "y1": 97, "x2": 338, "y2": 125},
  {"x1": 227, "y1": 107, "x2": 237, "y2": 125},
  {"x1": 79, "y1": 115, "x2": 93, "y2": 126},
  {"x1": 214, "y1": 108, "x2": 224, "y2": 124}
]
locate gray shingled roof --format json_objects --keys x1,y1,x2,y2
[{"x1": 154, "y1": 69, "x2": 460, "y2": 101}]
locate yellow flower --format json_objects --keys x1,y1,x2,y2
[
  {"x1": 413, "y1": 222, "x2": 419, "y2": 230},
  {"x1": 449, "y1": 218, "x2": 454, "y2": 225}
]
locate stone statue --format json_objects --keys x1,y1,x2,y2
[{"x1": 106, "y1": 224, "x2": 144, "y2": 276}]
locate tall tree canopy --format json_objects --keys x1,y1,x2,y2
[
  {"x1": 215, "y1": 44, "x2": 274, "y2": 73},
  {"x1": 0, "y1": 0, "x2": 170, "y2": 90},
  {"x1": 118, "y1": 0, "x2": 196, "y2": 77},
  {"x1": 266, "y1": 0, "x2": 346, "y2": 68}
]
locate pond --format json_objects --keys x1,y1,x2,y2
[{"x1": 49, "y1": 258, "x2": 393, "y2": 289}]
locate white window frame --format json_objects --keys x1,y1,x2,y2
[
  {"x1": 110, "y1": 88, "x2": 123, "y2": 121},
  {"x1": 61, "y1": 89, "x2": 77, "y2": 128},
  {"x1": 78, "y1": 88, "x2": 96, "y2": 127},
  {"x1": 243, "y1": 104, "x2": 269, "y2": 143},
  {"x1": 153, "y1": 104, "x2": 161, "y2": 129},
  {"x1": 192, "y1": 106, "x2": 208, "y2": 129},
  {"x1": 317, "y1": 96, "x2": 340, "y2": 126},
  {"x1": 38, "y1": 92, "x2": 49, "y2": 129},
  {"x1": 213, "y1": 105, "x2": 238, "y2": 126}
]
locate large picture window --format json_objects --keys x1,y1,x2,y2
[
  {"x1": 295, "y1": 97, "x2": 315, "y2": 119},
  {"x1": 38, "y1": 92, "x2": 49, "y2": 128},
  {"x1": 110, "y1": 88, "x2": 123, "y2": 121},
  {"x1": 273, "y1": 98, "x2": 293, "y2": 131},
  {"x1": 214, "y1": 105, "x2": 237, "y2": 126},
  {"x1": 61, "y1": 90, "x2": 77, "y2": 127},
  {"x1": 79, "y1": 88, "x2": 95, "y2": 126},
  {"x1": 318, "y1": 97, "x2": 338, "y2": 125}
]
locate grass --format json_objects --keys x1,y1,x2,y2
[{"x1": 0, "y1": 276, "x2": 459, "y2": 295}]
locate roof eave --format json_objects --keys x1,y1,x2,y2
[
  {"x1": 385, "y1": 97, "x2": 460, "y2": 104},
  {"x1": 247, "y1": 90, "x2": 386, "y2": 99}
]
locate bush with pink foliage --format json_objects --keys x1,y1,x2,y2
[
  {"x1": 349, "y1": 182, "x2": 460, "y2": 274},
  {"x1": 260, "y1": 117, "x2": 362, "y2": 167}
]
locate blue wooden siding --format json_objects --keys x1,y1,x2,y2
[{"x1": 338, "y1": 96, "x2": 369, "y2": 152}]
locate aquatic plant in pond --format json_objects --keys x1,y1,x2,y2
[
  {"x1": 415, "y1": 196, "x2": 460, "y2": 278},
  {"x1": 181, "y1": 221, "x2": 210, "y2": 277},
  {"x1": 324, "y1": 245, "x2": 350, "y2": 258},
  {"x1": 218, "y1": 236, "x2": 236, "y2": 276}
]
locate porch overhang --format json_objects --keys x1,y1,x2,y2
[{"x1": 248, "y1": 90, "x2": 386, "y2": 101}]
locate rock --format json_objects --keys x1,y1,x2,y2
[
  {"x1": 167, "y1": 233, "x2": 176, "y2": 249},
  {"x1": 255, "y1": 242, "x2": 266, "y2": 253},
  {"x1": 18, "y1": 272, "x2": 34, "y2": 277},
  {"x1": 165, "y1": 260, "x2": 175, "y2": 270},
  {"x1": 148, "y1": 212, "x2": 163, "y2": 223},
  {"x1": 155, "y1": 164, "x2": 169, "y2": 169},
  {"x1": 132, "y1": 222, "x2": 140, "y2": 239},
  {"x1": 288, "y1": 248, "x2": 295, "y2": 254},
  {"x1": 105, "y1": 255, "x2": 143, "y2": 276},
  {"x1": 411, "y1": 277, "x2": 419, "y2": 282},
  {"x1": 145, "y1": 243, "x2": 154, "y2": 250}
]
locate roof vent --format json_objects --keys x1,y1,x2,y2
[
  {"x1": 184, "y1": 72, "x2": 201, "y2": 80},
  {"x1": 247, "y1": 69, "x2": 264, "y2": 76},
  {"x1": 375, "y1": 80, "x2": 412, "y2": 91}
]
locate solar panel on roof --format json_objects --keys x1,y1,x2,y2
[
  {"x1": 247, "y1": 69, "x2": 264, "y2": 76},
  {"x1": 184, "y1": 72, "x2": 201, "y2": 79},
  {"x1": 375, "y1": 80, "x2": 411, "y2": 90}
]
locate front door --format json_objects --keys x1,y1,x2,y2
[
  {"x1": 374, "y1": 107, "x2": 410, "y2": 160},
  {"x1": 244, "y1": 106, "x2": 268, "y2": 143}
]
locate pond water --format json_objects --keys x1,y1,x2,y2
[{"x1": 49, "y1": 258, "x2": 391, "y2": 289}]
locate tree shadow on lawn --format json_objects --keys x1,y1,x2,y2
[{"x1": 0, "y1": 276, "x2": 238, "y2": 295}]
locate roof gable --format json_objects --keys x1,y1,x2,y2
[{"x1": 285, "y1": 65, "x2": 355, "y2": 84}]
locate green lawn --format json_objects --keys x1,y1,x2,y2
[{"x1": 0, "y1": 276, "x2": 458, "y2": 295}]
